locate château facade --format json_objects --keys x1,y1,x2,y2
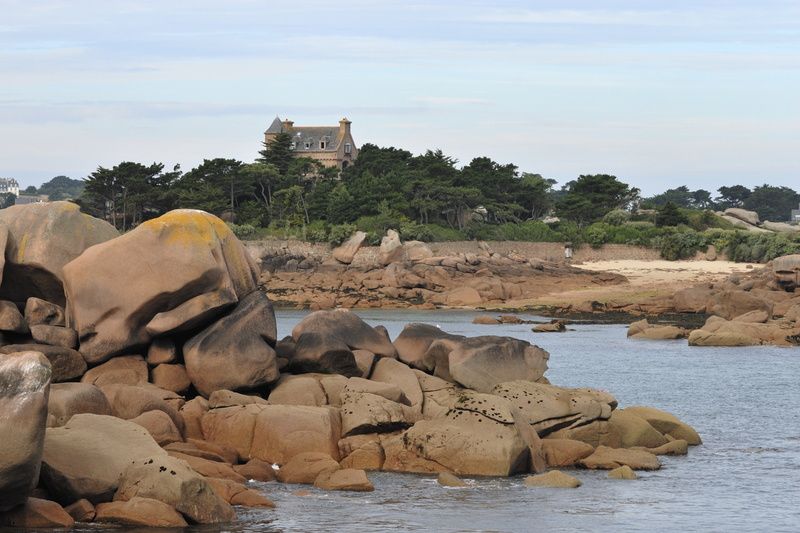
[
  {"x1": 0, "y1": 178, "x2": 19, "y2": 196},
  {"x1": 263, "y1": 116, "x2": 358, "y2": 171}
]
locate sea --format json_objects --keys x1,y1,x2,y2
[{"x1": 71, "y1": 309, "x2": 800, "y2": 533}]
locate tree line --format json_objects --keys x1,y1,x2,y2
[{"x1": 12, "y1": 134, "x2": 800, "y2": 247}]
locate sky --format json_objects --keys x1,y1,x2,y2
[{"x1": 1, "y1": 1, "x2": 798, "y2": 198}]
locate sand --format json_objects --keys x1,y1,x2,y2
[{"x1": 519, "y1": 259, "x2": 765, "y2": 307}]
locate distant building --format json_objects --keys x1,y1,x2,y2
[
  {"x1": 792, "y1": 203, "x2": 800, "y2": 224},
  {"x1": 0, "y1": 178, "x2": 20, "y2": 196},
  {"x1": 263, "y1": 117, "x2": 358, "y2": 172},
  {"x1": 15, "y1": 195, "x2": 48, "y2": 205}
]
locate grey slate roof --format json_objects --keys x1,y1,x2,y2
[
  {"x1": 265, "y1": 116, "x2": 283, "y2": 134},
  {"x1": 289, "y1": 127, "x2": 342, "y2": 152}
]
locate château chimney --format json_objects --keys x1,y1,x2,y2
[
  {"x1": 282, "y1": 120, "x2": 294, "y2": 131},
  {"x1": 339, "y1": 118, "x2": 351, "y2": 137}
]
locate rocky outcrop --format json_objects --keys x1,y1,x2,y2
[
  {"x1": 424, "y1": 336, "x2": 549, "y2": 393},
  {"x1": 0, "y1": 202, "x2": 119, "y2": 306},
  {"x1": 0, "y1": 204, "x2": 706, "y2": 530},
  {"x1": 627, "y1": 319, "x2": 686, "y2": 339},
  {"x1": 332, "y1": 231, "x2": 368, "y2": 264},
  {"x1": 773, "y1": 254, "x2": 800, "y2": 291},
  {"x1": 380, "y1": 230, "x2": 403, "y2": 265},
  {"x1": 292, "y1": 308, "x2": 398, "y2": 359},
  {"x1": 63, "y1": 209, "x2": 260, "y2": 363},
  {"x1": 0, "y1": 351, "x2": 51, "y2": 511},
  {"x1": 41, "y1": 414, "x2": 168, "y2": 505},
  {"x1": 183, "y1": 291, "x2": 279, "y2": 398}
]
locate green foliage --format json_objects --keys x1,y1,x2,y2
[
  {"x1": 326, "y1": 183, "x2": 357, "y2": 225},
  {"x1": 716, "y1": 185, "x2": 751, "y2": 209},
  {"x1": 0, "y1": 192, "x2": 15, "y2": 209},
  {"x1": 398, "y1": 221, "x2": 436, "y2": 242},
  {"x1": 602, "y1": 209, "x2": 630, "y2": 226},
  {"x1": 78, "y1": 161, "x2": 178, "y2": 231},
  {"x1": 258, "y1": 131, "x2": 295, "y2": 175},
  {"x1": 304, "y1": 220, "x2": 329, "y2": 242},
  {"x1": 656, "y1": 202, "x2": 689, "y2": 227},
  {"x1": 654, "y1": 228, "x2": 707, "y2": 261},
  {"x1": 712, "y1": 231, "x2": 800, "y2": 263},
  {"x1": 226, "y1": 222, "x2": 257, "y2": 239},
  {"x1": 555, "y1": 174, "x2": 640, "y2": 227},
  {"x1": 38, "y1": 175, "x2": 85, "y2": 201},
  {"x1": 743, "y1": 184, "x2": 800, "y2": 222},
  {"x1": 583, "y1": 223, "x2": 611, "y2": 248},
  {"x1": 328, "y1": 223, "x2": 358, "y2": 246},
  {"x1": 624, "y1": 220, "x2": 655, "y2": 231}
]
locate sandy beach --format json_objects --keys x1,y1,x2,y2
[{"x1": 520, "y1": 259, "x2": 765, "y2": 307}]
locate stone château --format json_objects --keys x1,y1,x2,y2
[
  {"x1": 263, "y1": 116, "x2": 358, "y2": 171},
  {"x1": 0, "y1": 178, "x2": 19, "y2": 196}
]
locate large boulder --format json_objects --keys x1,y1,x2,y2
[
  {"x1": 669, "y1": 288, "x2": 717, "y2": 314},
  {"x1": 62, "y1": 209, "x2": 260, "y2": 364},
  {"x1": 47, "y1": 382, "x2": 112, "y2": 427},
  {"x1": 332, "y1": 231, "x2": 367, "y2": 264},
  {"x1": 183, "y1": 290, "x2": 279, "y2": 398},
  {"x1": 0, "y1": 201, "x2": 119, "y2": 306},
  {"x1": 404, "y1": 241, "x2": 433, "y2": 261},
  {"x1": 276, "y1": 452, "x2": 340, "y2": 484},
  {"x1": 95, "y1": 497, "x2": 188, "y2": 528},
  {"x1": 114, "y1": 456, "x2": 236, "y2": 524},
  {"x1": 393, "y1": 323, "x2": 457, "y2": 369},
  {"x1": 395, "y1": 392, "x2": 529, "y2": 476},
  {"x1": 202, "y1": 404, "x2": 342, "y2": 465},
  {"x1": 724, "y1": 207, "x2": 760, "y2": 226},
  {"x1": 773, "y1": 254, "x2": 800, "y2": 291},
  {"x1": 340, "y1": 378, "x2": 419, "y2": 437},
  {"x1": 0, "y1": 344, "x2": 86, "y2": 382},
  {"x1": 24, "y1": 297, "x2": 66, "y2": 327},
  {"x1": 423, "y1": 336, "x2": 549, "y2": 392},
  {"x1": 292, "y1": 309, "x2": 398, "y2": 358},
  {"x1": 379, "y1": 229, "x2": 404, "y2": 265},
  {"x1": 287, "y1": 332, "x2": 361, "y2": 377},
  {"x1": 577, "y1": 445, "x2": 661, "y2": 470},
  {"x1": 492, "y1": 381, "x2": 617, "y2": 437},
  {"x1": 0, "y1": 498, "x2": 74, "y2": 528},
  {"x1": 40, "y1": 414, "x2": 168, "y2": 505},
  {"x1": 622, "y1": 406, "x2": 702, "y2": 445},
  {"x1": 0, "y1": 300, "x2": 29, "y2": 334},
  {"x1": 0, "y1": 351, "x2": 52, "y2": 511},
  {"x1": 712, "y1": 290, "x2": 773, "y2": 320}
]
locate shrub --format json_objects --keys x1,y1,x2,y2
[
  {"x1": 398, "y1": 221, "x2": 436, "y2": 242},
  {"x1": 602, "y1": 209, "x2": 630, "y2": 226},
  {"x1": 226, "y1": 222, "x2": 257, "y2": 239},
  {"x1": 583, "y1": 223, "x2": 610, "y2": 248},
  {"x1": 304, "y1": 220, "x2": 328, "y2": 242},
  {"x1": 327, "y1": 223, "x2": 358, "y2": 246},
  {"x1": 656, "y1": 228, "x2": 707, "y2": 260}
]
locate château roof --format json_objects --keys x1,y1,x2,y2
[
  {"x1": 265, "y1": 116, "x2": 283, "y2": 134},
  {"x1": 265, "y1": 116, "x2": 351, "y2": 153}
]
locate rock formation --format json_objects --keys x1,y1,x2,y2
[{"x1": 0, "y1": 203, "x2": 702, "y2": 529}]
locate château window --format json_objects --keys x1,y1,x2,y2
[
  {"x1": 304, "y1": 141, "x2": 311, "y2": 149},
  {"x1": 344, "y1": 143, "x2": 352, "y2": 154},
  {"x1": 320, "y1": 141, "x2": 327, "y2": 149},
  {"x1": 290, "y1": 142, "x2": 296, "y2": 150}
]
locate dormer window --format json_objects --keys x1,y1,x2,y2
[
  {"x1": 320, "y1": 141, "x2": 327, "y2": 149},
  {"x1": 344, "y1": 143, "x2": 352, "y2": 154},
  {"x1": 290, "y1": 142, "x2": 296, "y2": 150},
  {"x1": 304, "y1": 141, "x2": 311, "y2": 149}
]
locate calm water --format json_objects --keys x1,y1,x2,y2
[{"x1": 75, "y1": 309, "x2": 800, "y2": 533}]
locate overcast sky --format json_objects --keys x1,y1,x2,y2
[{"x1": 2, "y1": 0, "x2": 798, "y2": 197}]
